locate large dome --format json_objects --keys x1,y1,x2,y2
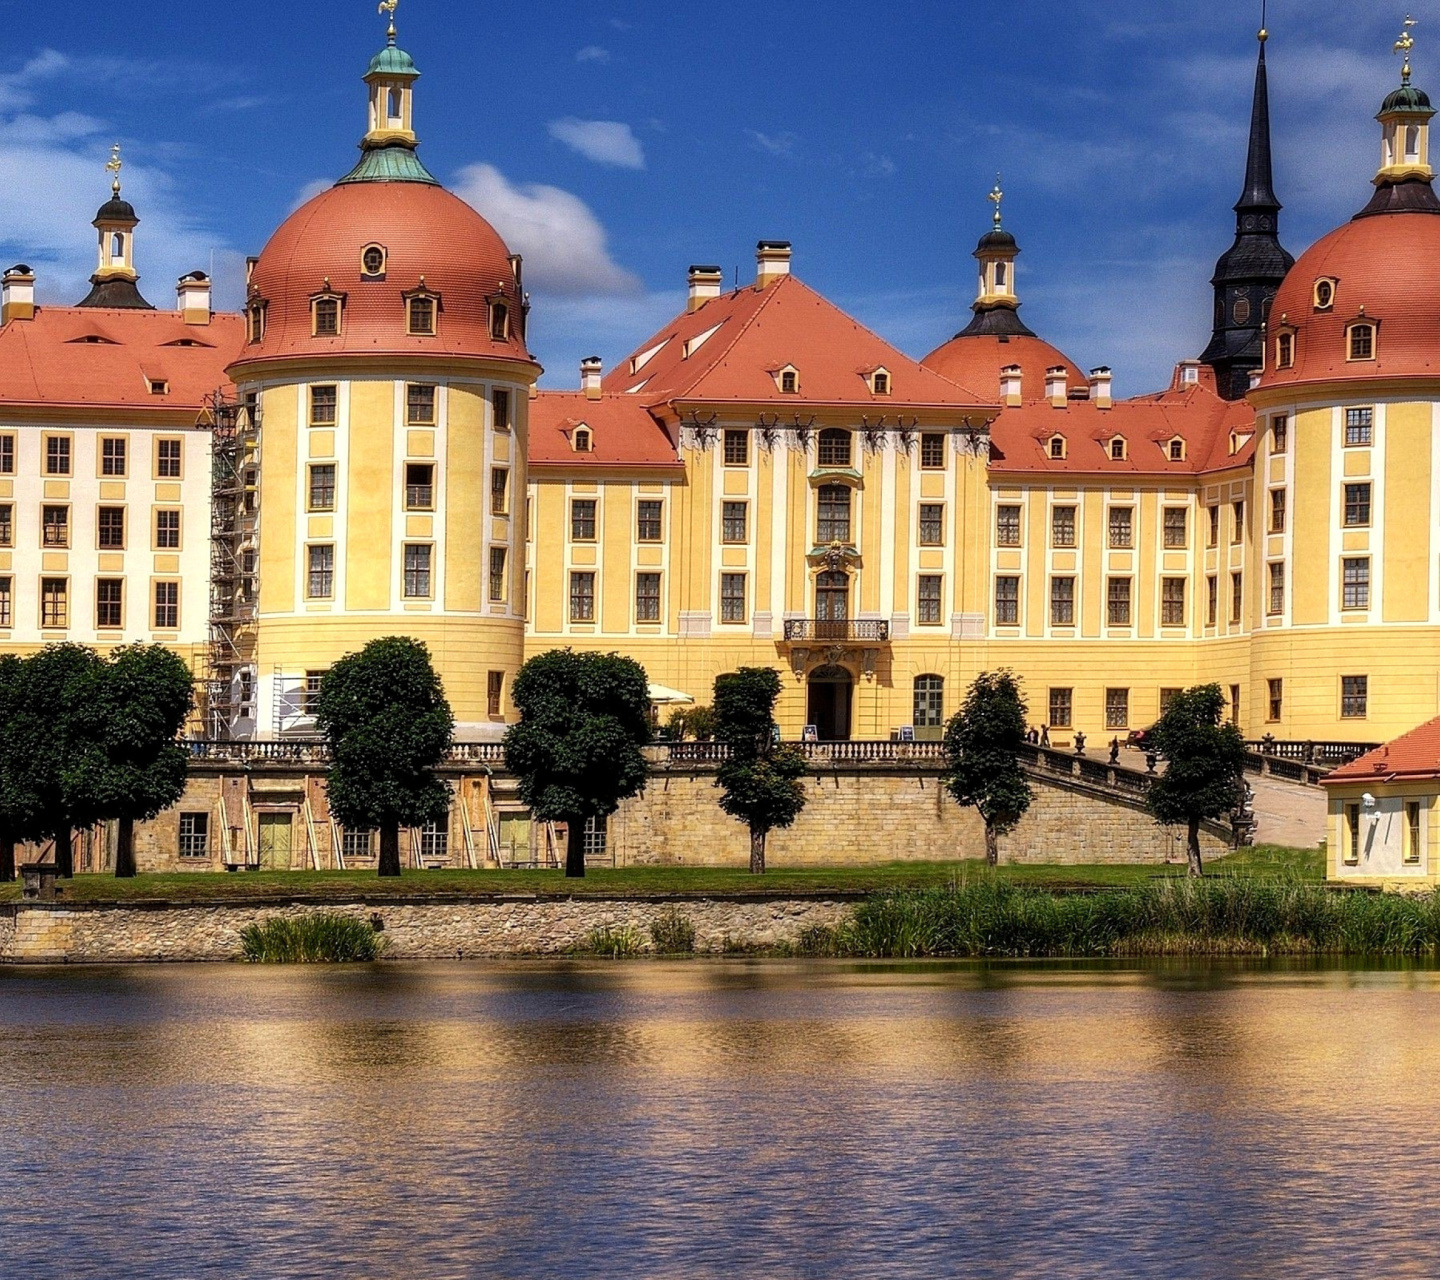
[
  {"x1": 1261, "y1": 210, "x2": 1440, "y2": 389},
  {"x1": 922, "y1": 332, "x2": 1085, "y2": 403},
  {"x1": 232, "y1": 180, "x2": 534, "y2": 369}
]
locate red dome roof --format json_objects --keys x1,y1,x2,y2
[
  {"x1": 921, "y1": 332, "x2": 1085, "y2": 402},
  {"x1": 232, "y1": 181, "x2": 535, "y2": 371},
  {"x1": 1261, "y1": 210, "x2": 1440, "y2": 390}
]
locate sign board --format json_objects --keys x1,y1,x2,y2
[
  {"x1": 802, "y1": 725, "x2": 819, "y2": 743},
  {"x1": 898, "y1": 725, "x2": 915, "y2": 742}
]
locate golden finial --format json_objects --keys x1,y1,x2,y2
[
  {"x1": 1396, "y1": 14, "x2": 1418, "y2": 85},
  {"x1": 988, "y1": 174, "x2": 1004, "y2": 229},
  {"x1": 378, "y1": 0, "x2": 399, "y2": 44},
  {"x1": 105, "y1": 143, "x2": 123, "y2": 197}
]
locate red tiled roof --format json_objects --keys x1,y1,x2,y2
[
  {"x1": 1323, "y1": 717, "x2": 1440, "y2": 784},
  {"x1": 602, "y1": 275, "x2": 991, "y2": 411},
  {"x1": 921, "y1": 331, "x2": 1085, "y2": 404},
  {"x1": 529, "y1": 392, "x2": 681, "y2": 469},
  {"x1": 0, "y1": 307, "x2": 244, "y2": 410}
]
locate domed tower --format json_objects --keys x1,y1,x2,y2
[
  {"x1": 227, "y1": 13, "x2": 539, "y2": 740},
  {"x1": 77, "y1": 145, "x2": 153, "y2": 309}
]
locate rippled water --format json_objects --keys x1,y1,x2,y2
[{"x1": 2, "y1": 960, "x2": 1439, "y2": 1278}]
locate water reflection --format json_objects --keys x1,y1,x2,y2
[{"x1": 2, "y1": 959, "x2": 1439, "y2": 1278}]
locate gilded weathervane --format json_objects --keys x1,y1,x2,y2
[
  {"x1": 105, "y1": 143, "x2": 122, "y2": 196},
  {"x1": 378, "y1": 0, "x2": 399, "y2": 42},
  {"x1": 1396, "y1": 14, "x2": 1418, "y2": 84},
  {"x1": 988, "y1": 175, "x2": 1003, "y2": 229}
]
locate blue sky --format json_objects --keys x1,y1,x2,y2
[{"x1": 0, "y1": 0, "x2": 1426, "y2": 394}]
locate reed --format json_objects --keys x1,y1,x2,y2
[
  {"x1": 649, "y1": 908, "x2": 697, "y2": 954},
  {"x1": 577, "y1": 924, "x2": 646, "y2": 957},
  {"x1": 239, "y1": 913, "x2": 383, "y2": 963}
]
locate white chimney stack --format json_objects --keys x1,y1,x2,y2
[
  {"x1": 581, "y1": 356, "x2": 604, "y2": 400},
  {"x1": 2, "y1": 264, "x2": 35, "y2": 324},
  {"x1": 176, "y1": 271, "x2": 212, "y2": 326},
  {"x1": 756, "y1": 240, "x2": 792, "y2": 288},
  {"x1": 687, "y1": 264, "x2": 724, "y2": 313},
  {"x1": 1000, "y1": 364, "x2": 1022, "y2": 408},
  {"x1": 1089, "y1": 366, "x2": 1113, "y2": 410},
  {"x1": 1046, "y1": 366, "x2": 1068, "y2": 408}
]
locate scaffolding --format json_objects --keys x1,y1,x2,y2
[{"x1": 198, "y1": 389, "x2": 260, "y2": 739}]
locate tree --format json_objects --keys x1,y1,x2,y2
[
  {"x1": 504, "y1": 649, "x2": 652, "y2": 878},
  {"x1": 1144, "y1": 683, "x2": 1247, "y2": 877},
  {"x1": 941, "y1": 669, "x2": 1035, "y2": 867},
  {"x1": 0, "y1": 655, "x2": 25, "y2": 882},
  {"x1": 713, "y1": 667, "x2": 806, "y2": 874},
  {"x1": 68, "y1": 645, "x2": 195, "y2": 878},
  {"x1": 313, "y1": 637, "x2": 455, "y2": 878}
]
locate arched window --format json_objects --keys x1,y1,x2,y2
[
  {"x1": 1048, "y1": 435, "x2": 1066, "y2": 460},
  {"x1": 1168, "y1": 438, "x2": 1186, "y2": 462},
  {"x1": 994, "y1": 262, "x2": 1008, "y2": 290},
  {"x1": 816, "y1": 484, "x2": 851, "y2": 543},
  {"x1": 913, "y1": 675, "x2": 945, "y2": 732},
  {"x1": 1348, "y1": 323, "x2": 1375, "y2": 361},
  {"x1": 490, "y1": 301, "x2": 509, "y2": 342},
  {"x1": 872, "y1": 371, "x2": 890, "y2": 395},
  {"x1": 407, "y1": 294, "x2": 436, "y2": 336},
  {"x1": 815, "y1": 570, "x2": 849, "y2": 621},
  {"x1": 111, "y1": 232, "x2": 124, "y2": 259},
  {"x1": 387, "y1": 87, "x2": 403, "y2": 127},
  {"x1": 817, "y1": 428, "x2": 852, "y2": 467},
  {"x1": 312, "y1": 295, "x2": 342, "y2": 337},
  {"x1": 573, "y1": 427, "x2": 592, "y2": 453},
  {"x1": 780, "y1": 368, "x2": 799, "y2": 393},
  {"x1": 1109, "y1": 437, "x2": 1126, "y2": 461},
  {"x1": 1406, "y1": 125, "x2": 1421, "y2": 164},
  {"x1": 1276, "y1": 332, "x2": 1295, "y2": 369}
]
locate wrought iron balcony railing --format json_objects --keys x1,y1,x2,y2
[{"x1": 782, "y1": 619, "x2": 890, "y2": 643}]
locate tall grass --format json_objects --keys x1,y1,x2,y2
[
  {"x1": 240, "y1": 913, "x2": 383, "y2": 963},
  {"x1": 576, "y1": 924, "x2": 646, "y2": 957},
  {"x1": 649, "y1": 908, "x2": 697, "y2": 954},
  {"x1": 816, "y1": 877, "x2": 1440, "y2": 958}
]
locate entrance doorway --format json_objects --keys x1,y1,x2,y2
[
  {"x1": 257, "y1": 812, "x2": 294, "y2": 870},
  {"x1": 807, "y1": 665, "x2": 854, "y2": 741}
]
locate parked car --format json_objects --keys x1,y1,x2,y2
[{"x1": 1126, "y1": 724, "x2": 1157, "y2": 750}]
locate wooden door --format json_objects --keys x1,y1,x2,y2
[{"x1": 257, "y1": 812, "x2": 294, "y2": 870}]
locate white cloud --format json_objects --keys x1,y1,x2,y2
[
  {"x1": 861, "y1": 151, "x2": 896, "y2": 177},
  {"x1": 546, "y1": 117, "x2": 645, "y2": 169},
  {"x1": 748, "y1": 129, "x2": 798, "y2": 157},
  {"x1": 290, "y1": 177, "x2": 333, "y2": 212},
  {"x1": 575, "y1": 46, "x2": 611, "y2": 64},
  {"x1": 452, "y1": 162, "x2": 641, "y2": 296}
]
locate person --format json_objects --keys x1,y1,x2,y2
[
  {"x1": 1040, "y1": 725, "x2": 1050, "y2": 747},
  {"x1": 1108, "y1": 737, "x2": 1120, "y2": 765}
]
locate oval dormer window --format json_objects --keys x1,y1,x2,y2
[{"x1": 1314, "y1": 279, "x2": 1335, "y2": 311}]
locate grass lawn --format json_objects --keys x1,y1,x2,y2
[{"x1": 0, "y1": 844, "x2": 1324, "y2": 904}]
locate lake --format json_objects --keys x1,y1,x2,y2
[{"x1": 1, "y1": 960, "x2": 1437, "y2": 1279}]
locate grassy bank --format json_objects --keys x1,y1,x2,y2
[{"x1": 801, "y1": 875, "x2": 1440, "y2": 958}]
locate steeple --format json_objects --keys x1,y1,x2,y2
[
  {"x1": 76, "y1": 144, "x2": 154, "y2": 309},
  {"x1": 1200, "y1": 18, "x2": 1293, "y2": 400},
  {"x1": 953, "y1": 178, "x2": 1037, "y2": 339},
  {"x1": 337, "y1": 0, "x2": 439, "y2": 186}
]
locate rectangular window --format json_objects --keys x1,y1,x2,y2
[
  {"x1": 405, "y1": 463, "x2": 434, "y2": 511},
  {"x1": 341, "y1": 829, "x2": 374, "y2": 861},
  {"x1": 1206, "y1": 505, "x2": 1219, "y2": 548},
  {"x1": 1272, "y1": 415, "x2": 1289, "y2": 452},
  {"x1": 0, "y1": 503, "x2": 10, "y2": 547},
  {"x1": 153, "y1": 581, "x2": 179, "y2": 630},
  {"x1": 489, "y1": 546, "x2": 507, "y2": 602},
  {"x1": 816, "y1": 485, "x2": 851, "y2": 544},
  {"x1": 1048, "y1": 687, "x2": 1073, "y2": 729},
  {"x1": 419, "y1": 819, "x2": 448, "y2": 860},
  {"x1": 636, "y1": 499, "x2": 662, "y2": 541},
  {"x1": 155, "y1": 509, "x2": 181, "y2": 550},
  {"x1": 920, "y1": 433, "x2": 946, "y2": 469},
  {"x1": 307, "y1": 545, "x2": 334, "y2": 599},
  {"x1": 917, "y1": 575, "x2": 943, "y2": 624},
  {"x1": 1105, "y1": 687, "x2": 1130, "y2": 730},
  {"x1": 1051, "y1": 505, "x2": 1076, "y2": 548},
  {"x1": 1049, "y1": 576, "x2": 1075, "y2": 626},
  {"x1": 570, "y1": 498, "x2": 597, "y2": 541},
  {"x1": 1160, "y1": 687, "x2": 1183, "y2": 712},
  {"x1": 1344, "y1": 482, "x2": 1371, "y2": 527},
  {"x1": 45, "y1": 436, "x2": 71, "y2": 476},
  {"x1": 1231, "y1": 571, "x2": 1243, "y2": 624},
  {"x1": 918, "y1": 503, "x2": 944, "y2": 546},
  {"x1": 406, "y1": 384, "x2": 436, "y2": 426},
  {"x1": 404, "y1": 544, "x2": 432, "y2": 599},
  {"x1": 491, "y1": 388, "x2": 512, "y2": 431},
  {"x1": 722, "y1": 501, "x2": 748, "y2": 543},
  {"x1": 302, "y1": 671, "x2": 325, "y2": 716},
  {"x1": 309, "y1": 385, "x2": 338, "y2": 427},
  {"x1": 1267, "y1": 678, "x2": 1283, "y2": 722},
  {"x1": 817, "y1": 431, "x2": 852, "y2": 467},
  {"x1": 569, "y1": 570, "x2": 595, "y2": 621},
  {"x1": 95, "y1": 578, "x2": 123, "y2": 629},
  {"x1": 1164, "y1": 507, "x2": 1188, "y2": 549},
  {"x1": 1270, "y1": 489, "x2": 1286, "y2": 533},
  {"x1": 583, "y1": 815, "x2": 608, "y2": 858},
  {"x1": 1345, "y1": 407, "x2": 1374, "y2": 446},
  {"x1": 1268, "y1": 562, "x2": 1285, "y2": 615},
  {"x1": 1206, "y1": 574, "x2": 1218, "y2": 627},
  {"x1": 1406, "y1": 801, "x2": 1422, "y2": 864},
  {"x1": 1162, "y1": 577, "x2": 1186, "y2": 626},
  {"x1": 1230, "y1": 684, "x2": 1241, "y2": 725},
  {"x1": 1345, "y1": 803, "x2": 1361, "y2": 864},
  {"x1": 0, "y1": 434, "x2": 12, "y2": 474},
  {"x1": 97, "y1": 506, "x2": 125, "y2": 550},
  {"x1": 408, "y1": 296, "x2": 437, "y2": 337},
  {"x1": 100, "y1": 437, "x2": 126, "y2": 477},
  {"x1": 488, "y1": 671, "x2": 504, "y2": 717},
  {"x1": 42, "y1": 505, "x2": 68, "y2": 548},
  {"x1": 996, "y1": 504, "x2": 1022, "y2": 547},
  {"x1": 1108, "y1": 506, "x2": 1133, "y2": 549},
  {"x1": 0, "y1": 576, "x2": 9, "y2": 627},
  {"x1": 1342, "y1": 557, "x2": 1370, "y2": 609},
  {"x1": 308, "y1": 464, "x2": 336, "y2": 512},
  {"x1": 635, "y1": 571, "x2": 661, "y2": 622},
  {"x1": 1231, "y1": 500, "x2": 1244, "y2": 543},
  {"x1": 156, "y1": 438, "x2": 182, "y2": 478},
  {"x1": 723, "y1": 430, "x2": 749, "y2": 466},
  {"x1": 1107, "y1": 577, "x2": 1131, "y2": 626},
  {"x1": 1341, "y1": 674, "x2": 1368, "y2": 719},
  {"x1": 313, "y1": 297, "x2": 340, "y2": 336},
  {"x1": 720, "y1": 572, "x2": 747, "y2": 624},
  {"x1": 995, "y1": 575, "x2": 1020, "y2": 625},
  {"x1": 178, "y1": 813, "x2": 210, "y2": 860},
  {"x1": 488, "y1": 467, "x2": 509, "y2": 517}
]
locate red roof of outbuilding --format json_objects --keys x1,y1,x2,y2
[
  {"x1": 1323, "y1": 717, "x2": 1440, "y2": 784},
  {"x1": 529, "y1": 392, "x2": 681, "y2": 470}
]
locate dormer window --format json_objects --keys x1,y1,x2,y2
[
  {"x1": 406, "y1": 291, "x2": 437, "y2": 337},
  {"x1": 1314, "y1": 278, "x2": 1336, "y2": 311},
  {"x1": 360, "y1": 244, "x2": 387, "y2": 279},
  {"x1": 1109, "y1": 437, "x2": 1127, "y2": 461},
  {"x1": 1168, "y1": 437, "x2": 1186, "y2": 462},
  {"x1": 311, "y1": 293, "x2": 343, "y2": 338},
  {"x1": 246, "y1": 300, "x2": 267, "y2": 344},
  {"x1": 149, "y1": 380, "x2": 169, "y2": 396},
  {"x1": 489, "y1": 299, "x2": 510, "y2": 343},
  {"x1": 870, "y1": 369, "x2": 891, "y2": 396},
  {"x1": 573, "y1": 427, "x2": 593, "y2": 453},
  {"x1": 1047, "y1": 435, "x2": 1066, "y2": 460},
  {"x1": 779, "y1": 367, "x2": 799, "y2": 394},
  {"x1": 1347, "y1": 321, "x2": 1376, "y2": 362}
]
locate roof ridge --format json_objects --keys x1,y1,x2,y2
[{"x1": 643, "y1": 279, "x2": 782, "y2": 406}]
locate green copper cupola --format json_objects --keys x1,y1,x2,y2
[{"x1": 338, "y1": 1, "x2": 438, "y2": 186}]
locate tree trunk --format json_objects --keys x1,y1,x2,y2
[
  {"x1": 378, "y1": 824, "x2": 402, "y2": 878},
  {"x1": 564, "y1": 817, "x2": 586, "y2": 879},
  {"x1": 0, "y1": 831, "x2": 14, "y2": 883},
  {"x1": 749, "y1": 826, "x2": 766, "y2": 875},
  {"x1": 1187, "y1": 817, "x2": 1204, "y2": 878},
  {"x1": 114, "y1": 818, "x2": 137, "y2": 879},
  {"x1": 984, "y1": 822, "x2": 999, "y2": 868},
  {"x1": 54, "y1": 826, "x2": 73, "y2": 879}
]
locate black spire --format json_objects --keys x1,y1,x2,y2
[{"x1": 1200, "y1": 30, "x2": 1294, "y2": 400}]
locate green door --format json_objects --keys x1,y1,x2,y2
[{"x1": 258, "y1": 813, "x2": 294, "y2": 870}]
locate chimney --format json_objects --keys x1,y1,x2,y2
[
  {"x1": 687, "y1": 264, "x2": 724, "y2": 312},
  {"x1": 1089, "y1": 366, "x2": 1113, "y2": 410},
  {"x1": 176, "y1": 271, "x2": 212, "y2": 326},
  {"x1": 2, "y1": 264, "x2": 35, "y2": 323},
  {"x1": 1000, "y1": 364, "x2": 1022, "y2": 408},
  {"x1": 581, "y1": 356, "x2": 604, "y2": 400},
  {"x1": 1046, "y1": 366, "x2": 1068, "y2": 408},
  {"x1": 756, "y1": 240, "x2": 792, "y2": 288},
  {"x1": 1248, "y1": 368, "x2": 1263, "y2": 392}
]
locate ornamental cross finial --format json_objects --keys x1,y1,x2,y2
[
  {"x1": 988, "y1": 174, "x2": 1003, "y2": 229},
  {"x1": 1396, "y1": 14, "x2": 1418, "y2": 85},
  {"x1": 106, "y1": 143, "x2": 122, "y2": 196},
  {"x1": 378, "y1": 0, "x2": 399, "y2": 43}
]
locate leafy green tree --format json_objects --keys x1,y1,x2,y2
[
  {"x1": 504, "y1": 649, "x2": 652, "y2": 878},
  {"x1": 69, "y1": 645, "x2": 195, "y2": 878},
  {"x1": 1145, "y1": 683, "x2": 1247, "y2": 877},
  {"x1": 713, "y1": 667, "x2": 806, "y2": 874},
  {"x1": 313, "y1": 637, "x2": 455, "y2": 878},
  {"x1": 941, "y1": 669, "x2": 1035, "y2": 866},
  {"x1": 0, "y1": 655, "x2": 25, "y2": 882}
]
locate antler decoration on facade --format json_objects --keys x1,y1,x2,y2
[
  {"x1": 895, "y1": 416, "x2": 918, "y2": 451},
  {"x1": 789, "y1": 414, "x2": 817, "y2": 450},
  {"x1": 756, "y1": 412, "x2": 782, "y2": 451},
  {"x1": 861, "y1": 414, "x2": 888, "y2": 453},
  {"x1": 681, "y1": 411, "x2": 719, "y2": 450}
]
